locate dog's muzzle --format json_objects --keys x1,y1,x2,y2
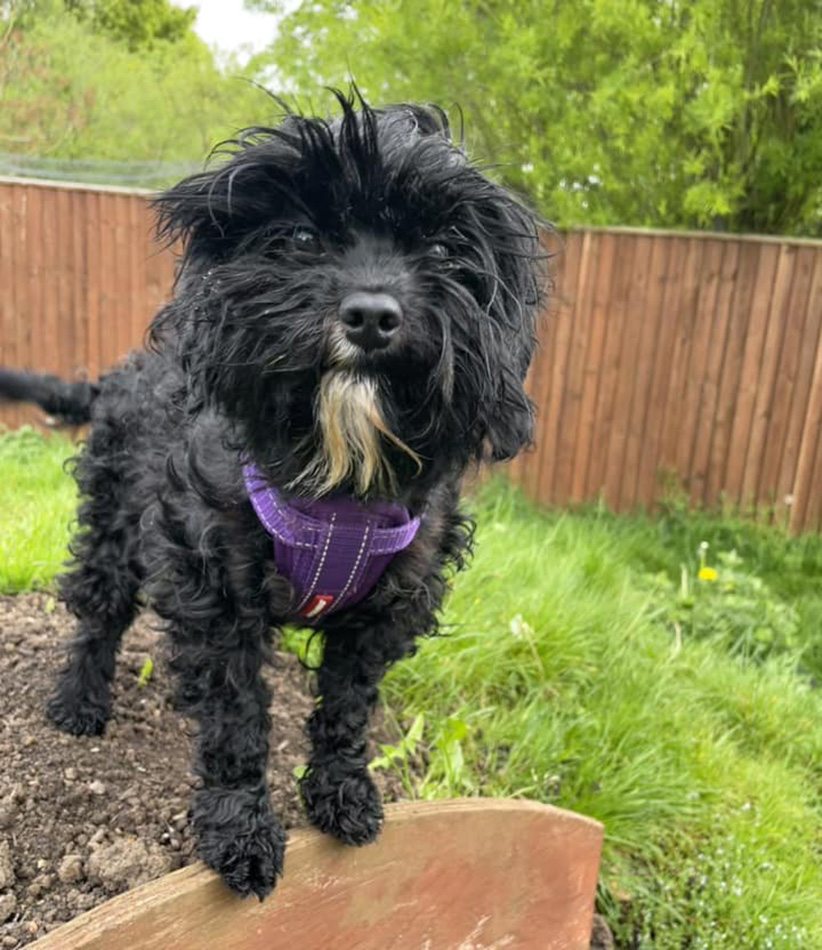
[{"x1": 339, "y1": 292, "x2": 403, "y2": 352}]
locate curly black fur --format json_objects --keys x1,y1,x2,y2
[{"x1": 4, "y1": 91, "x2": 545, "y2": 899}]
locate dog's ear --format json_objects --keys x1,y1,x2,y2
[
  {"x1": 484, "y1": 357, "x2": 536, "y2": 462},
  {"x1": 482, "y1": 198, "x2": 545, "y2": 462}
]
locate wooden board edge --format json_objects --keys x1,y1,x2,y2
[{"x1": 33, "y1": 799, "x2": 604, "y2": 949}]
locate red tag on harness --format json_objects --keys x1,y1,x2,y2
[{"x1": 300, "y1": 594, "x2": 335, "y2": 620}]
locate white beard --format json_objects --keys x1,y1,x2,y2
[{"x1": 289, "y1": 370, "x2": 420, "y2": 497}]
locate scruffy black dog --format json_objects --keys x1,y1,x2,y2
[{"x1": 1, "y1": 93, "x2": 543, "y2": 898}]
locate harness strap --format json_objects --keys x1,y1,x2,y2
[{"x1": 243, "y1": 464, "x2": 421, "y2": 623}]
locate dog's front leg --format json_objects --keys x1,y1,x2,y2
[
  {"x1": 300, "y1": 613, "x2": 422, "y2": 846},
  {"x1": 168, "y1": 617, "x2": 286, "y2": 899}
]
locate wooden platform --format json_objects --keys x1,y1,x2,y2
[{"x1": 33, "y1": 799, "x2": 603, "y2": 950}]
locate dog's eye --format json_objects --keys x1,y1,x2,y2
[
  {"x1": 292, "y1": 226, "x2": 320, "y2": 252},
  {"x1": 430, "y1": 243, "x2": 449, "y2": 260}
]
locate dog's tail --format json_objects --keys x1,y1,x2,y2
[{"x1": 0, "y1": 369, "x2": 100, "y2": 425}]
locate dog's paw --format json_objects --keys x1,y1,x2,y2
[
  {"x1": 193, "y1": 788, "x2": 286, "y2": 900},
  {"x1": 46, "y1": 693, "x2": 109, "y2": 737},
  {"x1": 300, "y1": 764, "x2": 383, "y2": 845}
]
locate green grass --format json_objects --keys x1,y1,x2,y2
[
  {"x1": 3, "y1": 429, "x2": 822, "y2": 948},
  {"x1": 371, "y1": 487, "x2": 822, "y2": 948},
  {"x1": 0, "y1": 428, "x2": 77, "y2": 593}
]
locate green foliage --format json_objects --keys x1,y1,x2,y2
[
  {"x1": 369, "y1": 711, "x2": 425, "y2": 796},
  {"x1": 592, "y1": 490, "x2": 822, "y2": 678},
  {"x1": 137, "y1": 656, "x2": 154, "y2": 687},
  {"x1": 642, "y1": 549, "x2": 803, "y2": 663},
  {"x1": 259, "y1": 0, "x2": 822, "y2": 235},
  {"x1": 0, "y1": 0, "x2": 269, "y2": 179},
  {"x1": 63, "y1": 0, "x2": 197, "y2": 51}
]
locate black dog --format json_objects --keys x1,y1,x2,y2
[{"x1": 1, "y1": 93, "x2": 544, "y2": 898}]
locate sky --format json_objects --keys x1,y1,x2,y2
[{"x1": 175, "y1": 0, "x2": 297, "y2": 61}]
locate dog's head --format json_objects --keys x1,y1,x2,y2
[{"x1": 152, "y1": 91, "x2": 546, "y2": 500}]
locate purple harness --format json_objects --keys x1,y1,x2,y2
[{"x1": 243, "y1": 464, "x2": 421, "y2": 624}]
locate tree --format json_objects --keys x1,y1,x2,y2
[
  {"x1": 0, "y1": 2, "x2": 271, "y2": 180},
  {"x1": 4, "y1": 0, "x2": 197, "y2": 50},
  {"x1": 252, "y1": 0, "x2": 822, "y2": 235},
  {"x1": 64, "y1": 0, "x2": 197, "y2": 51}
]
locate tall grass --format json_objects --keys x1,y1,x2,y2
[
  {"x1": 375, "y1": 486, "x2": 822, "y2": 947},
  {"x1": 2, "y1": 431, "x2": 821, "y2": 947}
]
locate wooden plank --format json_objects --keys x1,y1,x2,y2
[
  {"x1": 702, "y1": 243, "x2": 760, "y2": 507},
  {"x1": 9, "y1": 184, "x2": 30, "y2": 428},
  {"x1": 71, "y1": 189, "x2": 89, "y2": 378},
  {"x1": 40, "y1": 186, "x2": 61, "y2": 375},
  {"x1": 688, "y1": 240, "x2": 740, "y2": 507},
  {"x1": 521, "y1": 313, "x2": 554, "y2": 499},
  {"x1": 803, "y1": 415, "x2": 822, "y2": 533},
  {"x1": 0, "y1": 183, "x2": 16, "y2": 427},
  {"x1": 722, "y1": 243, "x2": 780, "y2": 507},
  {"x1": 98, "y1": 192, "x2": 117, "y2": 370},
  {"x1": 55, "y1": 187, "x2": 74, "y2": 379},
  {"x1": 601, "y1": 234, "x2": 653, "y2": 511},
  {"x1": 618, "y1": 235, "x2": 672, "y2": 511},
  {"x1": 657, "y1": 238, "x2": 704, "y2": 479},
  {"x1": 26, "y1": 184, "x2": 45, "y2": 370},
  {"x1": 757, "y1": 246, "x2": 818, "y2": 520},
  {"x1": 144, "y1": 195, "x2": 176, "y2": 322},
  {"x1": 516, "y1": 307, "x2": 552, "y2": 494},
  {"x1": 537, "y1": 231, "x2": 583, "y2": 506},
  {"x1": 635, "y1": 235, "x2": 692, "y2": 507},
  {"x1": 113, "y1": 194, "x2": 131, "y2": 364},
  {"x1": 790, "y1": 330, "x2": 822, "y2": 532},
  {"x1": 585, "y1": 234, "x2": 638, "y2": 504},
  {"x1": 780, "y1": 249, "x2": 822, "y2": 529},
  {"x1": 32, "y1": 800, "x2": 604, "y2": 950},
  {"x1": 569, "y1": 232, "x2": 617, "y2": 503},
  {"x1": 741, "y1": 245, "x2": 798, "y2": 510},
  {"x1": 509, "y1": 233, "x2": 562, "y2": 490},
  {"x1": 128, "y1": 194, "x2": 146, "y2": 350},
  {"x1": 521, "y1": 234, "x2": 566, "y2": 502},
  {"x1": 673, "y1": 240, "x2": 726, "y2": 497},
  {"x1": 789, "y1": 251, "x2": 822, "y2": 532},
  {"x1": 85, "y1": 191, "x2": 102, "y2": 380},
  {"x1": 552, "y1": 231, "x2": 596, "y2": 505},
  {"x1": 14, "y1": 183, "x2": 43, "y2": 430}
]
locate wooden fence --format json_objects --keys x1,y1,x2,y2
[
  {"x1": 0, "y1": 177, "x2": 175, "y2": 430},
  {"x1": 2, "y1": 177, "x2": 822, "y2": 531},
  {"x1": 512, "y1": 228, "x2": 822, "y2": 533}
]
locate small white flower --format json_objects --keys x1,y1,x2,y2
[{"x1": 509, "y1": 614, "x2": 534, "y2": 639}]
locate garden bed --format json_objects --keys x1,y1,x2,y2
[{"x1": 0, "y1": 593, "x2": 407, "y2": 948}]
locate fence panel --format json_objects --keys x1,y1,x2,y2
[
  {"x1": 520, "y1": 227, "x2": 822, "y2": 531},
  {"x1": 2, "y1": 178, "x2": 822, "y2": 530}
]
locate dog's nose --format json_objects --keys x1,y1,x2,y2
[{"x1": 339, "y1": 292, "x2": 403, "y2": 352}]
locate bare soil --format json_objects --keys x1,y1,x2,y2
[{"x1": 0, "y1": 593, "x2": 406, "y2": 948}]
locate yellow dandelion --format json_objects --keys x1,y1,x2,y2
[{"x1": 698, "y1": 567, "x2": 718, "y2": 582}]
